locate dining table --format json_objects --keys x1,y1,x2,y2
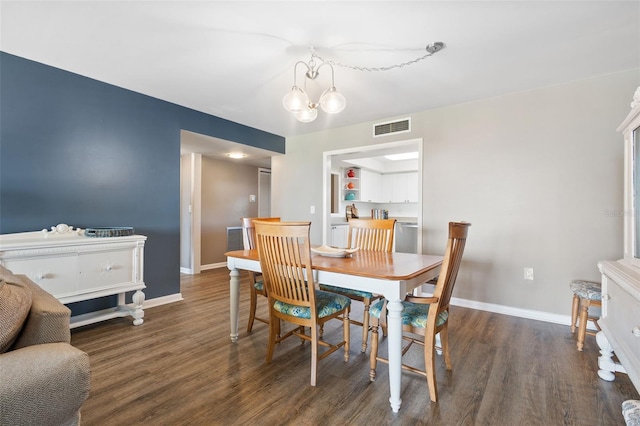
[{"x1": 225, "y1": 247, "x2": 443, "y2": 413}]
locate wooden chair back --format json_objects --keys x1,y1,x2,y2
[
  {"x1": 254, "y1": 221, "x2": 316, "y2": 311},
  {"x1": 428, "y1": 222, "x2": 470, "y2": 316},
  {"x1": 385, "y1": 221, "x2": 470, "y2": 402},
  {"x1": 241, "y1": 217, "x2": 281, "y2": 250},
  {"x1": 347, "y1": 218, "x2": 397, "y2": 252}
]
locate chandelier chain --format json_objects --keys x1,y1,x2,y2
[{"x1": 310, "y1": 43, "x2": 443, "y2": 72}]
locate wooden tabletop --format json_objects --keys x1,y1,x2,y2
[{"x1": 225, "y1": 249, "x2": 443, "y2": 281}]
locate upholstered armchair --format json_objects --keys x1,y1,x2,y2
[{"x1": 0, "y1": 266, "x2": 91, "y2": 426}]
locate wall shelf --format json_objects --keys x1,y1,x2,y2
[{"x1": 343, "y1": 167, "x2": 360, "y2": 201}]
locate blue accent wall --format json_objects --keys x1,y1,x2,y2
[{"x1": 0, "y1": 52, "x2": 285, "y2": 315}]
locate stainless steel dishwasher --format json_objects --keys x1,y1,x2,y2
[{"x1": 395, "y1": 221, "x2": 418, "y2": 253}]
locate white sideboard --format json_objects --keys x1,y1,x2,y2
[
  {"x1": 0, "y1": 225, "x2": 146, "y2": 328},
  {"x1": 597, "y1": 260, "x2": 640, "y2": 392},
  {"x1": 596, "y1": 87, "x2": 640, "y2": 393}
]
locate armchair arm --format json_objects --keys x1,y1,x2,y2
[
  {"x1": 0, "y1": 343, "x2": 91, "y2": 426},
  {"x1": 11, "y1": 275, "x2": 71, "y2": 350}
]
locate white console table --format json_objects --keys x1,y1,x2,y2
[
  {"x1": 0, "y1": 225, "x2": 146, "y2": 328},
  {"x1": 597, "y1": 261, "x2": 640, "y2": 392}
]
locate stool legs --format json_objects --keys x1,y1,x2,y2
[
  {"x1": 570, "y1": 280, "x2": 602, "y2": 350},
  {"x1": 570, "y1": 293, "x2": 580, "y2": 333},
  {"x1": 577, "y1": 299, "x2": 590, "y2": 351},
  {"x1": 576, "y1": 298, "x2": 601, "y2": 351}
]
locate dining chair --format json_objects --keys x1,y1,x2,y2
[
  {"x1": 319, "y1": 218, "x2": 396, "y2": 352},
  {"x1": 241, "y1": 217, "x2": 281, "y2": 333},
  {"x1": 254, "y1": 220, "x2": 351, "y2": 386},
  {"x1": 369, "y1": 221, "x2": 470, "y2": 402}
]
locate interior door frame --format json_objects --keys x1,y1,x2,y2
[
  {"x1": 258, "y1": 168, "x2": 271, "y2": 217},
  {"x1": 321, "y1": 138, "x2": 423, "y2": 250}
]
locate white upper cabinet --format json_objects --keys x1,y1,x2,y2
[
  {"x1": 381, "y1": 172, "x2": 419, "y2": 203},
  {"x1": 405, "y1": 171, "x2": 419, "y2": 202},
  {"x1": 360, "y1": 169, "x2": 382, "y2": 202}
]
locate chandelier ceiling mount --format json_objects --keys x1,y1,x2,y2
[{"x1": 283, "y1": 42, "x2": 446, "y2": 123}]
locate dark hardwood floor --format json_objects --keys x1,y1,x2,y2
[{"x1": 71, "y1": 268, "x2": 639, "y2": 425}]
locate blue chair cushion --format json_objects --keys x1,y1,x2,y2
[
  {"x1": 369, "y1": 298, "x2": 449, "y2": 328},
  {"x1": 622, "y1": 400, "x2": 640, "y2": 426},
  {"x1": 569, "y1": 280, "x2": 601, "y2": 301},
  {"x1": 254, "y1": 280, "x2": 264, "y2": 291},
  {"x1": 319, "y1": 284, "x2": 373, "y2": 299},
  {"x1": 273, "y1": 290, "x2": 351, "y2": 319}
]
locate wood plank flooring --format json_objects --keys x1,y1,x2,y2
[{"x1": 71, "y1": 268, "x2": 639, "y2": 425}]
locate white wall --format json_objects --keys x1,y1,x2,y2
[{"x1": 271, "y1": 69, "x2": 639, "y2": 316}]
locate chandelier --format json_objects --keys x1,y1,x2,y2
[
  {"x1": 282, "y1": 48, "x2": 346, "y2": 123},
  {"x1": 282, "y1": 43, "x2": 445, "y2": 123}
]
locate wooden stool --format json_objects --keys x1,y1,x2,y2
[{"x1": 569, "y1": 279, "x2": 602, "y2": 351}]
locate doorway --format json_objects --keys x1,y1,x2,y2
[
  {"x1": 180, "y1": 131, "x2": 275, "y2": 274},
  {"x1": 258, "y1": 168, "x2": 271, "y2": 218},
  {"x1": 322, "y1": 138, "x2": 423, "y2": 249}
]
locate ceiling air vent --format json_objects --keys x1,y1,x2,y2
[{"x1": 373, "y1": 118, "x2": 411, "y2": 137}]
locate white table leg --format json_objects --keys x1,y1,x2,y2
[
  {"x1": 229, "y1": 268, "x2": 240, "y2": 342},
  {"x1": 386, "y1": 299, "x2": 403, "y2": 413}
]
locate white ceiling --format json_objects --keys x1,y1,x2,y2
[{"x1": 2, "y1": 1, "x2": 639, "y2": 162}]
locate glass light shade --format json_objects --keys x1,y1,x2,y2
[
  {"x1": 282, "y1": 86, "x2": 309, "y2": 113},
  {"x1": 294, "y1": 107, "x2": 318, "y2": 123},
  {"x1": 320, "y1": 88, "x2": 346, "y2": 114}
]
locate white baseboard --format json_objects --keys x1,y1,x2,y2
[
  {"x1": 181, "y1": 263, "x2": 227, "y2": 274},
  {"x1": 450, "y1": 296, "x2": 598, "y2": 330},
  {"x1": 143, "y1": 293, "x2": 183, "y2": 309},
  {"x1": 201, "y1": 262, "x2": 226, "y2": 270}
]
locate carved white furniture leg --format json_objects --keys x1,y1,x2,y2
[
  {"x1": 596, "y1": 330, "x2": 626, "y2": 381},
  {"x1": 116, "y1": 291, "x2": 145, "y2": 326},
  {"x1": 229, "y1": 268, "x2": 240, "y2": 342},
  {"x1": 131, "y1": 290, "x2": 145, "y2": 326},
  {"x1": 385, "y1": 299, "x2": 404, "y2": 413}
]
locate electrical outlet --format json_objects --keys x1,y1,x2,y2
[{"x1": 524, "y1": 267, "x2": 534, "y2": 280}]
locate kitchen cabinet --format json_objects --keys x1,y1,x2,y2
[
  {"x1": 360, "y1": 169, "x2": 382, "y2": 202},
  {"x1": 406, "y1": 171, "x2": 419, "y2": 202},
  {"x1": 381, "y1": 172, "x2": 419, "y2": 203},
  {"x1": 330, "y1": 224, "x2": 349, "y2": 248}
]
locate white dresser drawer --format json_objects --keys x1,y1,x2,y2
[
  {"x1": 3, "y1": 254, "x2": 78, "y2": 297},
  {"x1": 599, "y1": 260, "x2": 640, "y2": 392},
  {"x1": 606, "y1": 278, "x2": 640, "y2": 361},
  {"x1": 78, "y1": 249, "x2": 135, "y2": 291}
]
